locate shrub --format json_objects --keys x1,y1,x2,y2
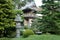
[
  {"x1": 24, "y1": 26, "x2": 28, "y2": 29},
  {"x1": 4, "y1": 27, "x2": 16, "y2": 38},
  {"x1": 23, "y1": 29, "x2": 34, "y2": 37}
]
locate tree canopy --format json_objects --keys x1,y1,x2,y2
[
  {"x1": 31, "y1": 0, "x2": 60, "y2": 34},
  {"x1": 0, "y1": 0, "x2": 17, "y2": 37}
]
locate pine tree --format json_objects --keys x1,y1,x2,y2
[
  {"x1": 40, "y1": 0, "x2": 60, "y2": 34},
  {"x1": 32, "y1": 0, "x2": 60, "y2": 34}
]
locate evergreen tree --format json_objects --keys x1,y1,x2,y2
[
  {"x1": 0, "y1": 0, "x2": 16, "y2": 37},
  {"x1": 32, "y1": 0, "x2": 60, "y2": 34},
  {"x1": 41, "y1": 0, "x2": 60, "y2": 34}
]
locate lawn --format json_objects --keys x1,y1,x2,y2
[{"x1": 0, "y1": 35, "x2": 60, "y2": 40}]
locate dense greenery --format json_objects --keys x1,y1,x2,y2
[
  {"x1": 0, "y1": 0, "x2": 16, "y2": 37},
  {"x1": 41, "y1": 0, "x2": 60, "y2": 34},
  {"x1": 32, "y1": 0, "x2": 60, "y2": 34},
  {"x1": 0, "y1": 0, "x2": 60, "y2": 38},
  {"x1": 31, "y1": 17, "x2": 43, "y2": 32}
]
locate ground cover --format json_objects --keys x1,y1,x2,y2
[{"x1": 0, "y1": 35, "x2": 60, "y2": 40}]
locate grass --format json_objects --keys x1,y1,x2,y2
[
  {"x1": 13, "y1": 34, "x2": 60, "y2": 40},
  {"x1": 0, "y1": 35, "x2": 60, "y2": 40}
]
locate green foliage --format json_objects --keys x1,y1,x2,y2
[
  {"x1": 31, "y1": 17, "x2": 43, "y2": 32},
  {"x1": 24, "y1": 26, "x2": 29, "y2": 29},
  {"x1": 5, "y1": 27, "x2": 16, "y2": 38},
  {"x1": 14, "y1": 10, "x2": 23, "y2": 15},
  {"x1": 23, "y1": 29, "x2": 34, "y2": 37},
  {"x1": 0, "y1": 0, "x2": 16, "y2": 37},
  {"x1": 13, "y1": 0, "x2": 26, "y2": 8},
  {"x1": 32, "y1": 0, "x2": 60, "y2": 34},
  {"x1": 41, "y1": 0, "x2": 60, "y2": 34},
  {"x1": 14, "y1": 9, "x2": 24, "y2": 21},
  {"x1": 0, "y1": 0, "x2": 15, "y2": 29}
]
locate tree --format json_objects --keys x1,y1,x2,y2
[
  {"x1": 41, "y1": 0, "x2": 60, "y2": 34},
  {"x1": 31, "y1": 17, "x2": 43, "y2": 32},
  {"x1": 13, "y1": 0, "x2": 26, "y2": 9},
  {"x1": 0, "y1": 0, "x2": 16, "y2": 37},
  {"x1": 32, "y1": 0, "x2": 60, "y2": 34},
  {"x1": 13, "y1": 0, "x2": 34, "y2": 9}
]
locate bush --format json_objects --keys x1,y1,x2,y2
[
  {"x1": 0, "y1": 27, "x2": 16, "y2": 38},
  {"x1": 24, "y1": 26, "x2": 28, "y2": 29},
  {"x1": 23, "y1": 29, "x2": 34, "y2": 37},
  {"x1": 7, "y1": 31, "x2": 16, "y2": 38}
]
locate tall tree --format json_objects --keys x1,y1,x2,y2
[
  {"x1": 0, "y1": 0, "x2": 16, "y2": 37},
  {"x1": 40, "y1": 0, "x2": 60, "y2": 33},
  {"x1": 32, "y1": 0, "x2": 60, "y2": 34}
]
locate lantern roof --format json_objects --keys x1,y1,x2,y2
[{"x1": 15, "y1": 14, "x2": 22, "y2": 22}]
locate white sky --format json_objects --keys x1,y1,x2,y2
[
  {"x1": 21, "y1": 0, "x2": 43, "y2": 9},
  {"x1": 36, "y1": 14, "x2": 43, "y2": 16},
  {"x1": 34, "y1": 0, "x2": 43, "y2": 16},
  {"x1": 34, "y1": 0, "x2": 43, "y2": 8},
  {"x1": 22, "y1": 0, "x2": 43, "y2": 8}
]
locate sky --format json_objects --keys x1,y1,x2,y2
[
  {"x1": 34, "y1": 0, "x2": 43, "y2": 16},
  {"x1": 21, "y1": 0, "x2": 43, "y2": 10},
  {"x1": 34, "y1": 0, "x2": 42, "y2": 8}
]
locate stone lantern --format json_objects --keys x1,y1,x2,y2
[{"x1": 15, "y1": 14, "x2": 22, "y2": 37}]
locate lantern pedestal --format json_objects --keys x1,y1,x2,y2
[{"x1": 16, "y1": 29, "x2": 20, "y2": 37}]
